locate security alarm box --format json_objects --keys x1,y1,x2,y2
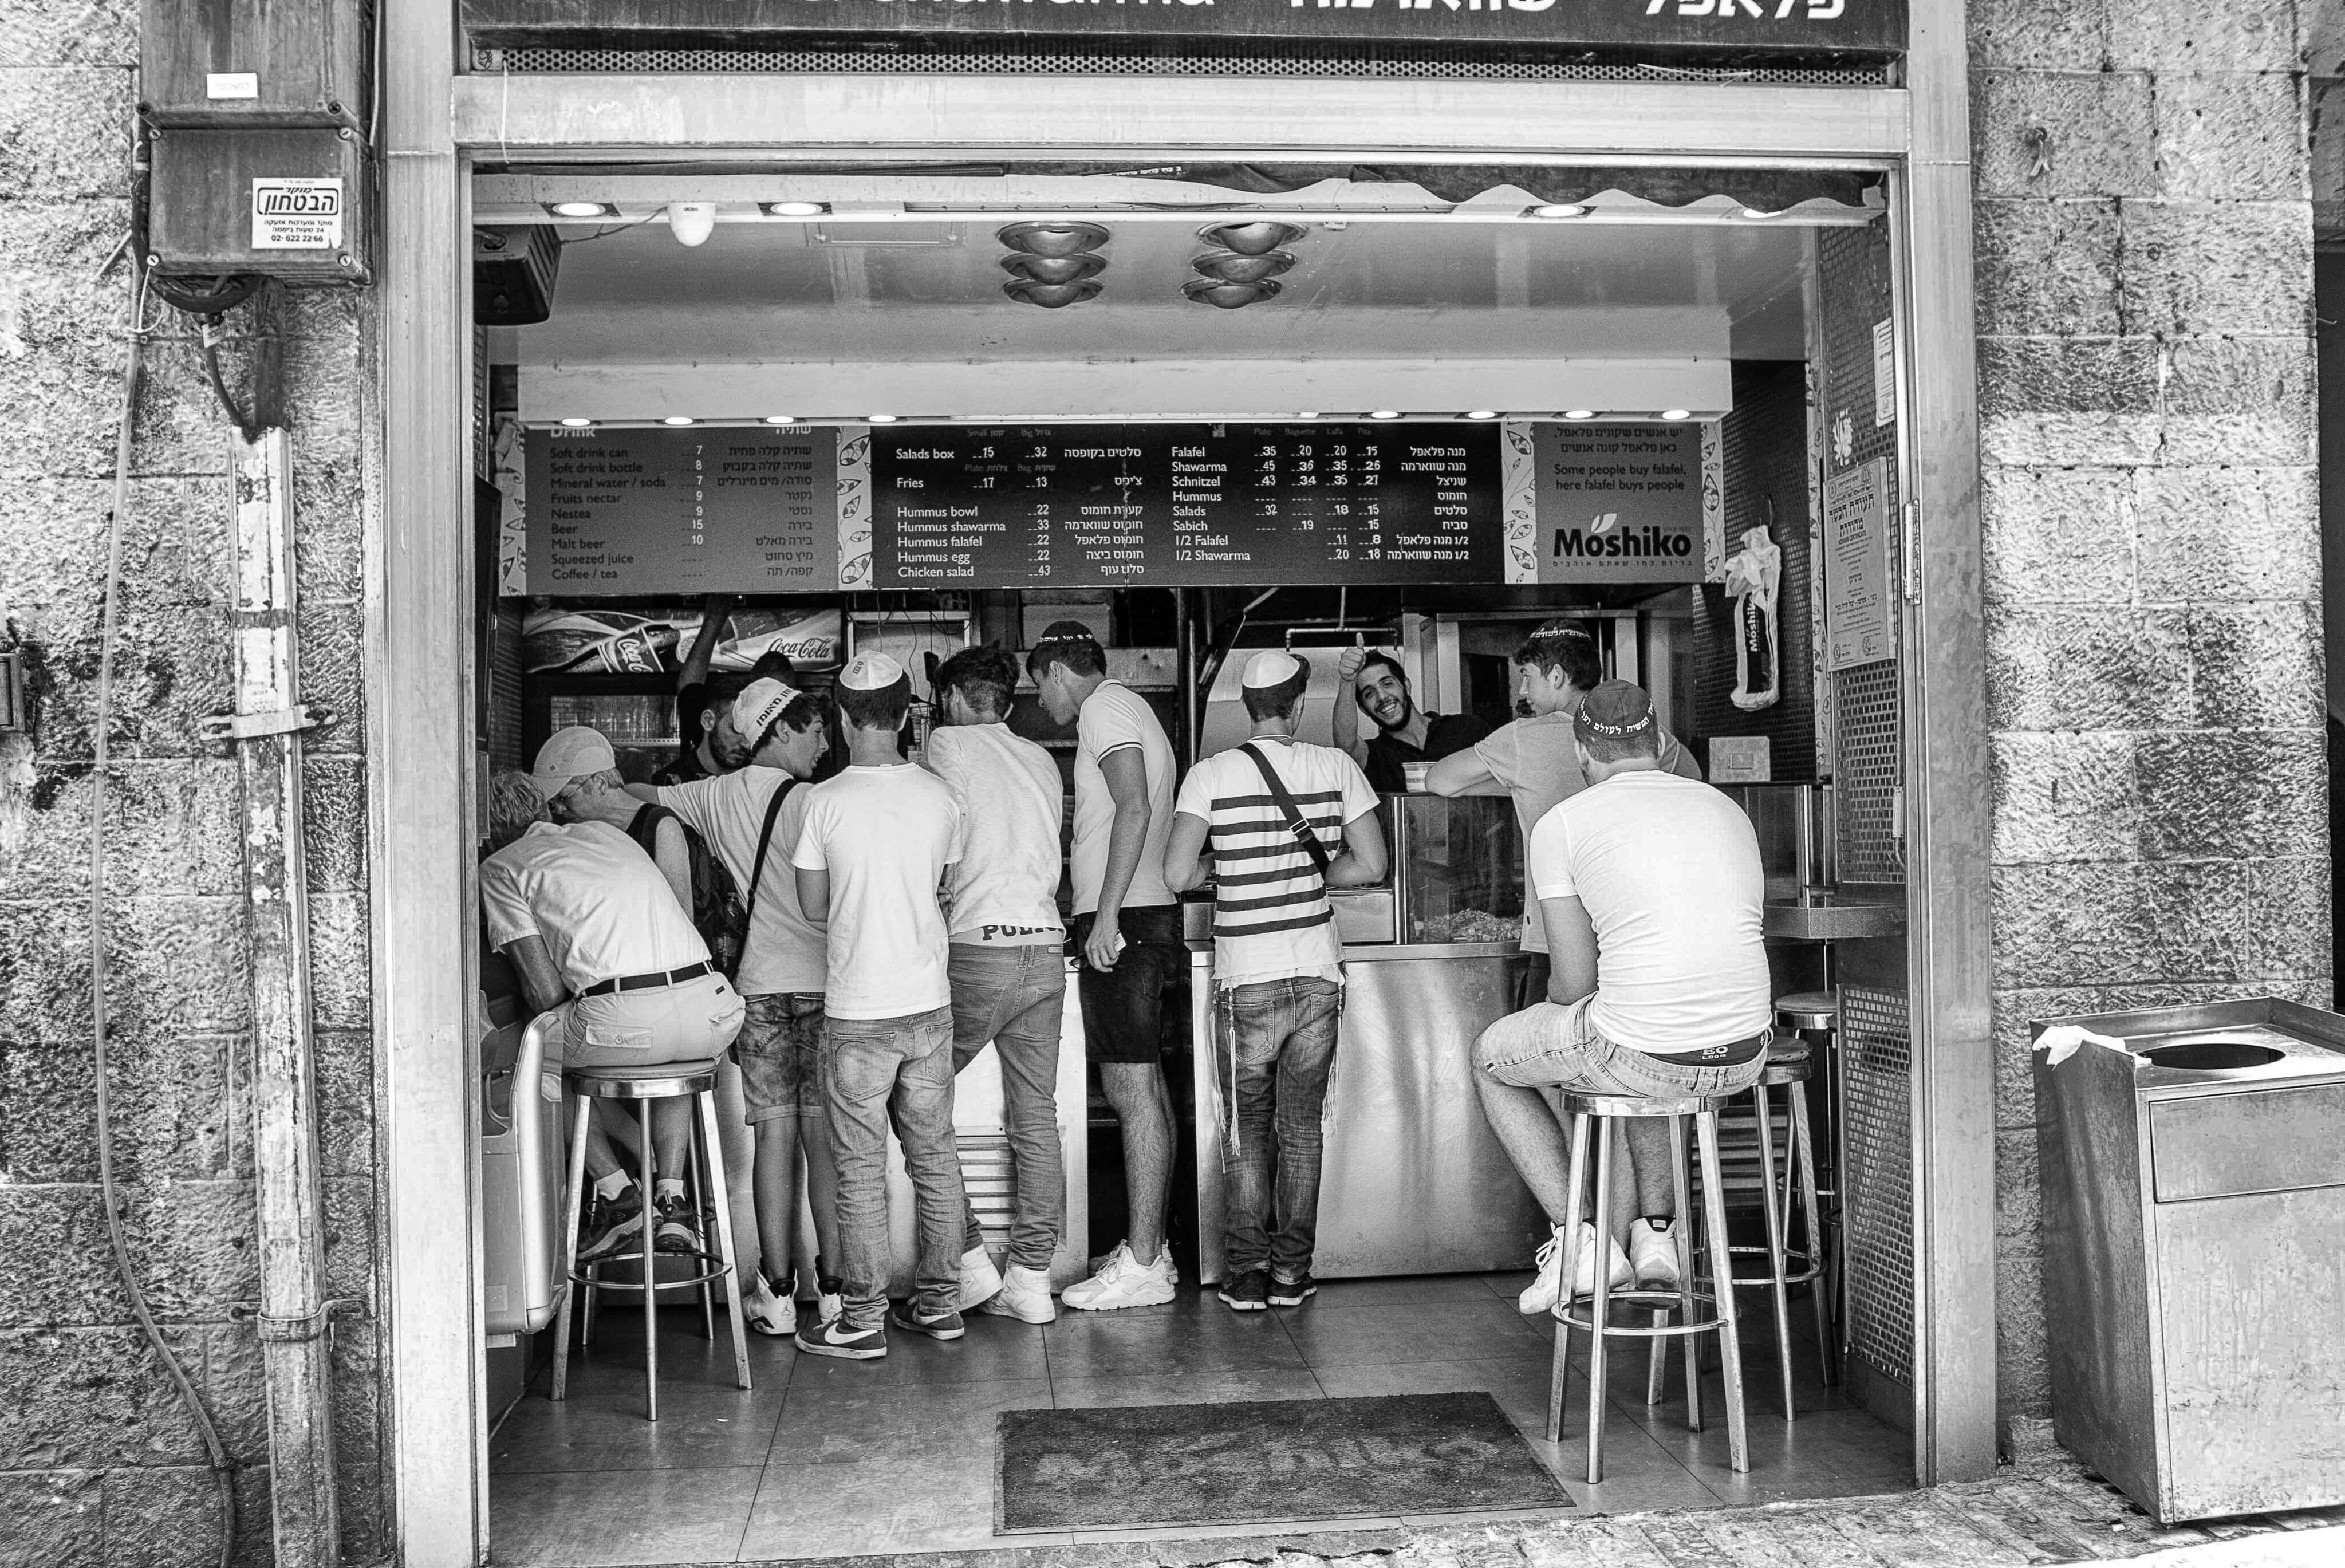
[
  {"x1": 140, "y1": 0, "x2": 371, "y2": 130},
  {"x1": 147, "y1": 127, "x2": 371, "y2": 285}
]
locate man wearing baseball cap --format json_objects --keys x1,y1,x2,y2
[
  {"x1": 790, "y1": 651, "x2": 971, "y2": 1358},
  {"x1": 1026, "y1": 620, "x2": 1185, "y2": 1310},
  {"x1": 624, "y1": 676, "x2": 837, "y2": 1335},
  {"x1": 1163, "y1": 651, "x2": 1387, "y2": 1311},
  {"x1": 1469, "y1": 680, "x2": 1772, "y2": 1318}
]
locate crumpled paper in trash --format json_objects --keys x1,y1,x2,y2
[{"x1": 2033, "y1": 1025, "x2": 2132, "y2": 1067}]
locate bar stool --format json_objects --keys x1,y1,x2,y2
[
  {"x1": 552, "y1": 1058, "x2": 752, "y2": 1421},
  {"x1": 1775, "y1": 990, "x2": 1843, "y2": 1361},
  {"x1": 1546, "y1": 1090, "x2": 1748, "y2": 1482},
  {"x1": 1696, "y1": 1041, "x2": 1834, "y2": 1419}
]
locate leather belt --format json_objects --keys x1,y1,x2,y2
[{"x1": 578, "y1": 960, "x2": 711, "y2": 999}]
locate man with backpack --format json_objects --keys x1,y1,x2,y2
[
  {"x1": 1161, "y1": 652, "x2": 1388, "y2": 1313},
  {"x1": 628, "y1": 677, "x2": 837, "y2": 1337}
]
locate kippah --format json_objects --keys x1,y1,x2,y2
[
  {"x1": 1242, "y1": 649, "x2": 1303, "y2": 688},
  {"x1": 1531, "y1": 620, "x2": 1596, "y2": 641},
  {"x1": 733, "y1": 677, "x2": 802, "y2": 740},
  {"x1": 1036, "y1": 620, "x2": 1097, "y2": 643},
  {"x1": 1574, "y1": 678, "x2": 1657, "y2": 739},
  {"x1": 839, "y1": 651, "x2": 905, "y2": 691}
]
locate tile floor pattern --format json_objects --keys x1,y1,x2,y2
[{"x1": 491, "y1": 1271, "x2": 1911, "y2": 1566}]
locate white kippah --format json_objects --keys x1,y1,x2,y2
[
  {"x1": 1242, "y1": 649, "x2": 1303, "y2": 688},
  {"x1": 839, "y1": 651, "x2": 905, "y2": 691}
]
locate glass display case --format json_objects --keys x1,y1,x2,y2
[{"x1": 1389, "y1": 794, "x2": 1522, "y2": 945}]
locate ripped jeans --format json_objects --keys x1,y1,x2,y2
[{"x1": 1213, "y1": 976, "x2": 1342, "y2": 1283}]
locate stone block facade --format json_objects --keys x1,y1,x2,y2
[
  {"x1": 0, "y1": 21, "x2": 387, "y2": 1568},
  {"x1": 1970, "y1": 0, "x2": 2329, "y2": 1447}
]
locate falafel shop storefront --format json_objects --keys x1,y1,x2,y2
[{"x1": 373, "y1": 0, "x2": 1993, "y2": 1558}]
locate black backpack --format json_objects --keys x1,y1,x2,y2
[{"x1": 627, "y1": 784, "x2": 791, "y2": 979}]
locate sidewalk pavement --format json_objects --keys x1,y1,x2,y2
[{"x1": 719, "y1": 1453, "x2": 2345, "y2": 1568}]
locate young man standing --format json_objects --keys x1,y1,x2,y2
[
  {"x1": 1330, "y1": 647, "x2": 1491, "y2": 794},
  {"x1": 1026, "y1": 621, "x2": 1184, "y2": 1310},
  {"x1": 1426, "y1": 623, "x2": 1700, "y2": 1007},
  {"x1": 791, "y1": 652, "x2": 970, "y2": 1359},
  {"x1": 1164, "y1": 652, "x2": 1387, "y2": 1311},
  {"x1": 628, "y1": 679, "x2": 836, "y2": 1337},
  {"x1": 1470, "y1": 681, "x2": 1771, "y2": 1313},
  {"x1": 925, "y1": 646, "x2": 1069, "y2": 1323}
]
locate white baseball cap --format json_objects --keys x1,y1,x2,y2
[
  {"x1": 1242, "y1": 649, "x2": 1304, "y2": 688},
  {"x1": 529, "y1": 726, "x2": 616, "y2": 799},
  {"x1": 732, "y1": 677, "x2": 803, "y2": 747},
  {"x1": 839, "y1": 651, "x2": 906, "y2": 691}
]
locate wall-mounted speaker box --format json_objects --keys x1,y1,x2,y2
[{"x1": 474, "y1": 227, "x2": 563, "y2": 325}]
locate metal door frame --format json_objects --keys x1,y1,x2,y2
[{"x1": 377, "y1": 5, "x2": 1988, "y2": 1560}]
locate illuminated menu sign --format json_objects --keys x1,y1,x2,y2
[
  {"x1": 524, "y1": 427, "x2": 837, "y2": 594},
  {"x1": 869, "y1": 423, "x2": 1503, "y2": 589}
]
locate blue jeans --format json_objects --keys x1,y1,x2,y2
[
  {"x1": 1213, "y1": 976, "x2": 1343, "y2": 1282},
  {"x1": 949, "y1": 944, "x2": 1067, "y2": 1271},
  {"x1": 821, "y1": 1006, "x2": 962, "y2": 1328}
]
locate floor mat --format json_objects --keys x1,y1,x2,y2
[{"x1": 994, "y1": 1391, "x2": 1572, "y2": 1533}]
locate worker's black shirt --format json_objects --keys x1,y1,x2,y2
[{"x1": 1361, "y1": 712, "x2": 1492, "y2": 794}]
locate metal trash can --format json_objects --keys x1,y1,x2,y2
[{"x1": 2032, "y1": 998, "x2": 2345, "y2": 1523}]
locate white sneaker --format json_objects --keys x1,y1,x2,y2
[
  {"x1": 1628, "y1": 1218, "x2": 1682, "y2": 1290},
  {"x1": 957, "y1": 1245, "x2": 1005, "y2": 1311},
  {"x1": 1518, "y1": 1223, "x2": 1633, "y2": 1315},
  {"x1": 743, "y1": 1274, "x2": 797, "y2": 1337},
  {"x1": 1059, "y1": 1240, "x2": 1177, "y2": 1311},
  {"x1": 975, "y1": 1264, "x2": 1058, "y2": 1323}
]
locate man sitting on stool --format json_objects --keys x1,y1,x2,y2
[
  {"x1": 1469, "y1": 681, "x2": 1772, "y2": 1314},
  {"x1": 479, "y1": 767, "x2": 747, "y2": 1266}
]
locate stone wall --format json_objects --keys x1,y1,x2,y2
[
  {"x1": 0, "y1": 13, "x2": 387, "y2": 1565},
  {"x1": 1969, "y1": 0, "x2": 2329, "y2": 1446}
]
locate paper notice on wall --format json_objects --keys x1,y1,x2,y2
[
  {"x1": 1871, "y1": 318, "x2": 1895, "y2": 428},
  {"x1": 251, "y1": 178, "x2": 343, "y2": 250},
  {"x1": 1823, "y1": 458, "x2": 1893, "y2": 671}
]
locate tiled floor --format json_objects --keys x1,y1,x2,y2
[{"x1": 489, "y1": 1273, "x2": 1912, "y2": 1566}]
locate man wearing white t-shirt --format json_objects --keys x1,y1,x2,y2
[
  {"x1": 925, "y1": 646, "x2": 1069, "y2": 1324},
  {"x1": 627, "y1": 678, "x2": 834, "y2": 1338},
  {"x1": 1026, "y1": 621, "x2": 1185, "y2": 1311},
  {"x1": 791, "y1": 652, "x2": 970, "y2": 1360},
  {"x1": 1165, "y1": 652, "x2": 1387, "y2": 1313},
  {"x1": 1470, "y1": 680, "x2": 1772, "y2": 1317}
]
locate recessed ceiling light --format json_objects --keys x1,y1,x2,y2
[
  {"x1": 558, "y1": 417, "x2": 594, "y2": 428},
  {"x1": 1465, "y1": 410, "x2": 1499, "y2": 420},
  {"x1": 1296, "y1": 412, "x2": 1321, "y2": 419},
  {"x1": 545, "y1": 200, "x2": 618, "y2": 219},
  {"x1": 762, "y1": 415, "x2": 798, "y2": 425},
  {"x1": 1526, "y1": 204, "x2": 1589, "y2": 220},
  {"x1": 763, "y1": 200, "x2": 829, "y2": 217},
  {"x1": 661, "y1": 416, "x2": 697, "y2": 426},
  {"x1": 1738, "y1": 208, "x2": 1782, "y2": 220},
  {"x1": 1563, "y1": 409, "x2": 1597, "y2": 420},
  {"x1": 1369, "y1": 410, "x2": 1402, "y2": 420},
  {"x1": 867, "y1": 413, "x2": 900, "y2": 424},
  {"x1": 1661, "y1": 409, "x2": 1693, "y2": 420}
]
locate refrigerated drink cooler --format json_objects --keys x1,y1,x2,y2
[{"x1": 2032, "y1": 998, "x2": 2345, "y2": 1523}]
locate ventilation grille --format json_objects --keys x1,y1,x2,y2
[
  {"x1": 960, "y1": 1135, "x2": 1019, "y2": 1249},
  {"x1": 475, "y1": 44, "x2": 1888, "y2": 86},
  {"x1": 1832, "y1": 659, "x2": 1902, "y2": 883},
  {"x1": 1839, "y1": 982, "x2": 1912, "y2": 1390}
]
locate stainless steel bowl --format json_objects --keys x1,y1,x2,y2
[
  {"x1": 1001, "y1": 253, "x2": 1108, "y2": 285},
  {"x1": 996, "y1": 220, "x2": 1111, "y2": 258},
  {"x1": 1191, "y1": 249, "x2": 1294, "y2": 283},
  {"x1": 1183, "y1": 278, "x2": 1281, "y2": 309},
  {"x1": 1003, "y1": 278, "x2": 1103, "y2": 309},
  {"x1": 1198, "y1": 220, "x2": 1306, "y2": 256}
]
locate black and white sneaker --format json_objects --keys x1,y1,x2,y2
[
  {"x1": 889, "y1": 1301, "x2": 967, "y2": 1341},
  {"x1": 1217, "y1": 1270, "x2": 1271, "y2": 1311},
  {"x1": 577, "y1": 1188, "x2": 645, "y2": 1262},
  {"x1": 795, "y1": 1315, "x2": 886, "y2": 1360},
  {"x1": 653, "y1": 1191, "x2": 701, "y2": 1255},
  {"x1": 1267, "y1": 1272, "x2": 1318, "y2": 1308}
]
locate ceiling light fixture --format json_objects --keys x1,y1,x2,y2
[
  {"x1": 1199, "y1": 220, "x2": 1308, "y2": 255},
  {"x1": 1295, "y1": 412, "x2": 1322, "y2": 420},
  {"x1": 1001, "y1": 254, "x2": 1106, "y2": 286},
  {"x1": 1369, "y1": 410, "x2": 1402, "y2": 420},
  {"x1": 1526, "y1": 203, "x2": 1590, "y2": 220},
  {"x1": 867, "y1": 413, "x2": 900, "y2": 424},
  {"x1": 1465, "y1": 410, "x2": 1499, "y2": 420},
  {"x1": 1004, "y1": 278, "x2": 1103, "y2": 309},
  {"x1": 1737, "y1": 207, "x2": 1783, "y2": 220},
  {"x1": 1563, "y1": 409, "x2": 1597, "y2": 420},
  {"x1": 763, "y1": 200, "x2": 829, "y2": 217},
  {"x1": 665, "y1": 202, "x2": 717, "y2": 247},
  {"x1": 545, "y1": 200, "x2": 618, "y2": 219},
  {"x1": 661, "y1": 416, "x2": 697, "y2": 426},
  {"x1": 1661, "y1": 409, "x2": 1693, "y2": 420},
  {"x1": 1182, "y1": 277, "x2": 1280, "y2": 309},
  {"x1": 1191, "y1": 250, "x2": 1294, "y2": 285},
  {"x1": 558, "y1": 417, "x2": 594, "y2": 428},
  {"x1": 762, "y1": 415, "x2": 798, "y2": 425},
  {"x1": 997, "y1": 220, "x2": 1111, "y2": 258}
]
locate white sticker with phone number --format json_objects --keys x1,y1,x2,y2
[{"x1": 251, "y1": 178, "x2": 342, "y2": 250}]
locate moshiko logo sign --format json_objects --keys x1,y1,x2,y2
[
  {"x1": 251, "y1": 179, "x2": 344, "y2": 250},
  {"x1": 1532, "y1": 422, "x2": 1707, "y2": 584}
]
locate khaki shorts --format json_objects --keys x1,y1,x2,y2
[
  {"x1": 561, "y1": 970, "x2": 746, "y2": 1072},
  {"x1": 736, "y1": 991, "x2": 826, "y2": 1123}
]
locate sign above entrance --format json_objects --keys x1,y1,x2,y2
[{"x1": 463, "y1": 0, "x2": 1905, "y2": 56}]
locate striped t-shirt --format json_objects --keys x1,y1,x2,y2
[{"x1": 1172, "y1": 738, "x2": 1381, "y2": 986}]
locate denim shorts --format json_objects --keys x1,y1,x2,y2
[
  {"x1": 735, "y1": 991, "x2": 826, "y2": 1123},
  {"x1": 1473, "y1": 996, "x2": 1769, "y2": 1101},
  {"x1": 1070, "y1": 904, "x2": 1185, "y2": 1065}
]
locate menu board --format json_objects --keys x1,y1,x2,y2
[
  {"x1": 525, "y1": 427, "x2": 838, "y2": 594},
  {"x1": 870, "y1": 423, "x2": 1502, "y2": 589}
]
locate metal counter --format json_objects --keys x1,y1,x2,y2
[{"x1": 1190, "y1": 941, "x2": 1547, "y2": 1283}]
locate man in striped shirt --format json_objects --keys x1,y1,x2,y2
[{"x1": 1164, "y1": 651, "x2": 1388, "y2": 1312}]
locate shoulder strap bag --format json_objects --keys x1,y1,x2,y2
[{"x1": 1237, "y1": 743, "x2": 1332, "y2": 879}]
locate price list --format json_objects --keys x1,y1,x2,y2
[
  {"x1": 870, "y1": 423, "x2": 1500, "y2": 589},
  {"x1": 525, "y1": 426, "x2": 838, "y2": 595}
]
